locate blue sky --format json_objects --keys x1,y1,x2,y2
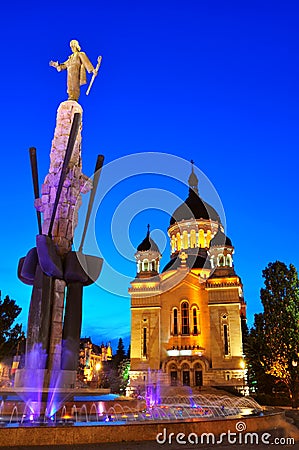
[{"x1": 0, "y1": 0, "x2": 298, "y2": 350}]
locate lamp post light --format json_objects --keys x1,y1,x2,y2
[
  {"x1": 292, "y1": 358, "x2": 298, "y2": 408},
  {"x1": 95, "y1": 362, "x2": 102, "y2": 388}
]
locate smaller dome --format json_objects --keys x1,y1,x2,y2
[
  {"x1": 137, "y1": 225, "x2": 160, "y2": 252},
  {"x1": 210, "y1": 226, "x2": 232, "y2": 247}
]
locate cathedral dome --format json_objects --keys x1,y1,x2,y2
[
  {"x1": 170, "y1": 161, "x2": 220, "y2": 226},
  {"x1": 170, "y1": 189, "x2": 220, "y2": 226},
  {"x1": 137, "y1": 226, "x2": 160, "y2": 252},
  {"x1": 135, "y1": 225, "x2": 161, "y2": 277}
]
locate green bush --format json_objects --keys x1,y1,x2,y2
[{"x1": 253, "y1": 393, "x2": 291, "y2": 406}]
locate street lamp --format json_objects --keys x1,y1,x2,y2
[
  {"x1": 292, "y1": 357, "x2": 298, "y2": 408},
  {"x1": 95, "y1": 362, "x2": 102, "y2": 388}
]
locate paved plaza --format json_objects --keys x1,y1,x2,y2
[{"x1": 6, "y1": 442, "x2": 299, "y2": 450}]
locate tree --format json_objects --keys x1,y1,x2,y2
[
  {"x1": 113, "y1": 338, "x2": 126, "y2": 369},
  {"x1": 244, "y1": 313, "x2": 276, "y2": 394},
  {"x1": 98, "y1": 339, "x2": 130, "y2": 394},
  {"x1": 118, "y1": 358, "x2": 130, "y2": 394},
  {"x1": 0, "y1": 293, "x2": 22, "y2": 361},
  {"x1": 245, "y1": 262, "x2": 299, "y2": 405}
]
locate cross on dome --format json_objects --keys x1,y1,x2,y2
[{"x1": 188, "y1": 159, "x2": 199, "y2": 194}]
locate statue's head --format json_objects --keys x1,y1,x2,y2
[{"x1": 70, "y1": 40, "x2": 81, "y2": 52}]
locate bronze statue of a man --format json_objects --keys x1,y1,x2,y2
[{"x1": 50, "y1": 40, "x2": 97, "y2": 101}]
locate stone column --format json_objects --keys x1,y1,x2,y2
[
  {"x1": 28, "y1": 101, "x2": 91, "y2": 387},
  {"x1": 36, "y1": 100, "x2": 92, "y2": 255}
]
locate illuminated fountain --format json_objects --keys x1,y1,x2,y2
[{"x1": 0, "y1": 392, "x2": 263, "y2": 426}]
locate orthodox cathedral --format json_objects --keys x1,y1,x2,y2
[{"x1": 128, "y1": 163, "x2": 246, "y2": 391}]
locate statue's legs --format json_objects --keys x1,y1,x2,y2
[{"x1": 67, "y1": 71, "x2": 80, "y2": 101}]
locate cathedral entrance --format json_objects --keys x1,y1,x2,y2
[
  {"x1": 182, "y1": 370, "x2": 190, "y2": 386},
  {"x1": 165, "y1": 358, "x2": 207, "y2": 387},
  {"x1": 170, "y1": 371, "x2": 178, "y2": 386},
  {"x1": 195, "y1": 370, "x2": 203, "y2": 386}
]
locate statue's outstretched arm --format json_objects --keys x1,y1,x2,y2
[{"x1": 49, "y1": 60, "x2": 67, "y2": 72}]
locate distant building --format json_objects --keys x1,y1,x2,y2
[
  {"x1": 129, "y1": 164, "x2": 246, "y2": 392},
  {"x1": 0, "y1": 362, "x2": 12, "y2": 386},
  {"x1": 78, "y1": 337, "x2": 112, "y2": 382}
]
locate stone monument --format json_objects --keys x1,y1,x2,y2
[{"x1": 15, "y1": 40, "x2": 103, "y2": 389}]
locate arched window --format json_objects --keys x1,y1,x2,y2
[
  {"x1": 176, "y1": 233, "x2": 181, "y2": 251},
  {"x1": 199, "y1": 229, "x2": 205, "y2": 248},
  {"x1": 206, "y1": 229, "x2": 212, "y2": 247},
  {"x1": 218, "y1": 255, "x2": 225, "y2": 266},
  {"x1": 222, "y1": 314, "x2": 230, "y2": 356},
  {"x1": 183, "y1": 231, "x2": 188, "y2": 249},
  {"x1": 192, "y1": 307, "x2": 198, "y2": 335},
  {"x1": 226, "y1": 254, "x2": 232, "y2": 267},
  {"x1": 223, "y1": 324, "x2": 229, "y2": 355},
  {"x1": 142, "y1": 327, "x2": 147, "y2": 358},
  {"x1": 181, "y1": 302, "x2": 189, "y2": 335},
  {"x1": 190, "y1": 230, "x2": 196, "y2": 248},
  {"x1": 171, "y1": 236, "x2": 176, "y2": 253},
  {"x1": 152, "y1": 260, "x2": 156, "y2": 271},
  {"x1": 143, "y1": 259, "x2": 149, "y2": 271},
  {"x1": 173, "y1": 308, "x2": 178, "y2": 335}
]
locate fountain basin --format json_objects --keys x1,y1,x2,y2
[
  {"x1": 0, "y1": 410, "x2": 292, "y2": 447},
  {"x1": 1, "y1": 388, "x2": 295, "y2": 447}
]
